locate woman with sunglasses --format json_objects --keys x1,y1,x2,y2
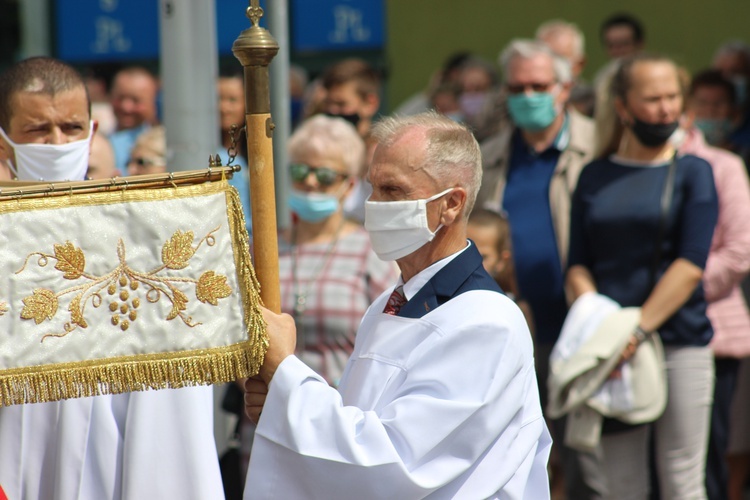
[
  {"x1": 236, "y1": 115, "x2": 397, "y2": 483},
  {"x1": 127, "y1": 125, "x2": 166, "y2": 176},
  {"x1": 282, "y1": 114, "x2": 398, "y2": 382},
  {"x1": 566, "y1": 54, "x2": 719, "y2": 499}
]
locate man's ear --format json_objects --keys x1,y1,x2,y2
[
  {"x1": 440, "y1": 188, "x2": 467, "y2": 226},
  {"x1": 557, "y1": 81, "x2": 573, "y2": 107}
]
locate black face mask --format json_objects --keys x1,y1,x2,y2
[
  {"x1": 630, "y1": 118, "x2": 680, "y2": 147},
  {"x1": 325, "y1": 112, "x2": 361, "y2": 128}
]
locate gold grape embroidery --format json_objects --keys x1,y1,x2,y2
[{"x1": 16, "y1": 227, "x2": 232, "y2": 341}]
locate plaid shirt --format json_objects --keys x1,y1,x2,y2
[{"x1": 279, "y1": 227, "x2": 398, "y2": 385}]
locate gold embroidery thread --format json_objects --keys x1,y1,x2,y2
[{"x1": 16, "y1": 227, "x2": 232, "y2": 341}]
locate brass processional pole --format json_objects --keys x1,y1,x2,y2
[{"x1": 232, "y1": 1, "x2": 281, "y2": 313}]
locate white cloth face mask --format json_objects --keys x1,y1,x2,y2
[
  {"x1": 364, "y1": 187, "x2": 453, "y2": 261},
  {"x1": 0, "y1": 121, "x2": 93, "y2": 181}
]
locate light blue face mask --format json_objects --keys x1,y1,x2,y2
[
  {"x1": 506, "y1": 92, "x2": 558, "y2": 131},
  {"x1": 695, "y1": 118, "x2": 734, "y2": 146},
  {"x1": 288, "y1": 189, "x2": 340, "y2": 222}
]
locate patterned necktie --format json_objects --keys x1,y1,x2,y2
[{"x1": 383, "y1": 285, "x2": 407, "y2": 315}]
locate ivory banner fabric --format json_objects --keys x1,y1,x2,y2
[{"x1": 0, "y1": 178, "x2": 265, "y2": 406}]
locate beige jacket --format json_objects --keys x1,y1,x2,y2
[
  {"x1": 477, "y1": 109, "x2": 596, "y2": 266},
  {"x1": 547, "y1": 295, "x2": 667, "y2": 452}
]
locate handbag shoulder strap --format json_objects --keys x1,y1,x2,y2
[{"x1": 650, "y1": 153, "x2": 678, "y2": 289}]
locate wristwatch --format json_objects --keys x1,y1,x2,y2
[{"x1": 633, "y1": 326, "x2": 652, "y2": 344}]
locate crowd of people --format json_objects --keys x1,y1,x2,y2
[{"x1": 1, "y1": 9, "x2": 750, "y2": 500}]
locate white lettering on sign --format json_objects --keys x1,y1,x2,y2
[
  {"x1": 99, "y1": 0, "x2": 118, "y2": 13},
  {"x1": 328, "y1": 6, "x2": 371, "y2": 44},
  {"x1": 90, "y1": 16, "x2": 132, "y2": 54}
]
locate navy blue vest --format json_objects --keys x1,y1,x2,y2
[{"x1": 397, "y1": 242, "x2": 504, "y2": 319}]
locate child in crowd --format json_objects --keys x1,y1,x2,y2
[{"x1": 467, "y1": 208, "x2": 534, "y2": 336}]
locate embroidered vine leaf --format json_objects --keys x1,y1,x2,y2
[
  {"x1": 53, "y1": 241, "x2": 85, "y2": 279},
  {"x1": 161, "y1": 230, "x2": 195, "y2": 270},
  {"x1": 0, "y1": 302, "x2": 8, "y2": 316},
  {"x1": 18, "y1": 225, "x2": 227, "y2": 337},
  {"x1": 196, "y1": 271, "x2": 231, "y2": 306},
  {"x1": 166, "y1": 287, "x2": 189, "y2": 320},
  {"x1": 69, "y1": 294, "x2": 88, "y2": 328},
  {"x1": 21, "y1": 289, "x2": 58, "y2": 324}
]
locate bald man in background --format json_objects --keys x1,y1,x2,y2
[{"x1": 108, "y1": 66, "x2": 159, "y2": 173}]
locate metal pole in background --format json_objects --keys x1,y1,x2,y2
[
  {"x1": 158, "y1": 0, "x2": 225, "y2": 457},
  {"x1": 233, "y1": 1, "x2": 281, "y2": 313},
  {"x1": 19, "y1": 0, "x2": 51, "y2": 58},
  {"x1": 159, "y1": 0, "x2": 219, "y2": 172},
  {"x1": 267, "y1": 0, "x2": 290, "y2": 231}
]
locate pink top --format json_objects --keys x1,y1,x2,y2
[{"x1": 680, "y1": 128, "x2": 750, "y2": 357}]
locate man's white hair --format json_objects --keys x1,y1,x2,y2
[
  {"x1": 535, "y1": 19, "x2": 585, "y2": 60},
  {"x1": 288, "y1": 114, "x2": 365, "y2": 177},
  {"x1": 371, "y1": 111, "x2": 482, "y2": 217},
  {"x1": 498, "y1": 39, "x2": 573, "y2": 84}
]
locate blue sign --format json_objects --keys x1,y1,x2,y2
[
  {"x1": 55, "y1": 0, "x2": 268, "y2": 62},
  {"x1": 56, "y1": 0, "x2": 161, "y2": 61},
  {"x1": 291, "y1": 0, "x2": 385, "y2": 53}
]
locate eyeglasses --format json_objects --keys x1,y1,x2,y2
[
  {"x1": 289, "y1": 163, "x2": 346, "y2": 186},
  {"x1": 506, "y1": 82, "x2": 558, "y2": 95},
  {"x1": 128, "y1": 157, "x2": 163, "y2": 167}
]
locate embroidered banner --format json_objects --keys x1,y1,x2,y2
[{"x1": 0, "y1": 175, "x2": 265, "y2": 406}]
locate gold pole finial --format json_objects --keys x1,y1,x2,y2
[
  {"x1": 232, "y1": 1, "x2": 279, "y2": 70},
  {"x1": 247, "y1": 0, "x2": 264, "y2": 28}
]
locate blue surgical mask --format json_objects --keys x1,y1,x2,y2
[
  {"x1": 506, "y1": 92, "x2": 558, "y2": 131},
  {"x1": 288, "y1": 189, "x2": 340, "y2": 222},
  {"x1": 695, "y1": 118, "x2": 734, "y2": 146}
]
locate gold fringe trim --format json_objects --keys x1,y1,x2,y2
[
  {"x1": 0, "y1": 179, "x2": 268, "y2": 406},
  {"x1": 225, "y1": 184, "x2": 269, "y2": 375},
  {"x1": 0, "y1": 341, "x2": 259, "y2": 407}
]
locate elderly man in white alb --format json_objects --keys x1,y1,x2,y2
[{"x1": 243, "y1": 112, "x2": 551, "y2": 499}]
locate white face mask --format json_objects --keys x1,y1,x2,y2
[
  {"x1": 0, "y1": 121, "x2": 93, "y2": 181},
  {"x1": 364, "y1": 187, "x2": 453, "y2": 261}
]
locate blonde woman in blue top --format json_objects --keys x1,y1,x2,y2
[{"x1": 566, "y1": 54, "x2": 719, "y2": 499}]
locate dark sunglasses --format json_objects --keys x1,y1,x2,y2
[
  {"x1": 506, "y1": 82, "x2": 557, "y2": 95},
  {"x1": 128, "y1": 157, "x2": 163, "y2": 167},
  {"x1": 289, "y1": 163, "x2": 346, "y2": 186}
]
